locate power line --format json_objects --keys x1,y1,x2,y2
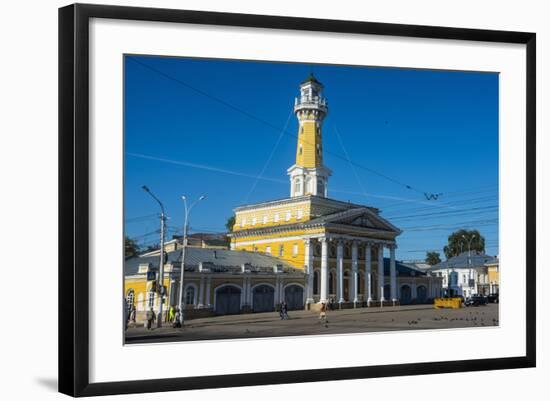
[
  {"x1": 127, "y1": 151, "x2": 455, "y2": 210},
  {"x1": 388, "y1": 205, "x2": 498, "y2": 221},
  {"x1": 243, "y1": 108, "x2": 294, "y2": 203},
  {"x1": 127, "y1": 56, "x2": 430, "y2": 195}
]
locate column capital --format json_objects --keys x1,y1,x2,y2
[
  {"x1": 388, "y1": 243, "x2": 398, "y2": 250},
  {"x1": 303, "y1": 238, "x2": 313, "y2": 245},
  {"x1": 318, "y1": 237, "x2": 328, "y2": 244}
]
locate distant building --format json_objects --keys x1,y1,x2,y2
[
  {"x1": 140, "y1": 234, "x2": 229, "y2": 255},
  {"x1": 429, "y1": 251, "x2": 499, "y2": 298}
]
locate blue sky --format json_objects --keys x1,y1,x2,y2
[{"x1": 124, "y1": 55, "x2": 499, "y2": 260}]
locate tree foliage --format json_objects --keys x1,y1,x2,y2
[
  {"x1": 425, "y1": 251, "x2": 441, "y2": 265},
  {"x1": 443, "y1": 229, "x2": 485, "y2": 259},
  {"x1": 125, "y1": 236, "x2": 140, "y2": 258},
  {"x1": 225, "y1": 215, "x2": 236, "y2": 232}
]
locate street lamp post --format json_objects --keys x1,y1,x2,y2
[
  {"x1": 462, "y1": 234, "x2": 477, "y2": 296},
  {"x1": 142, "y1": 185, "x2": 167, "y2": 328},
  {"x1": 177, "y1": 195, "x2": 206, "y2": 327}
]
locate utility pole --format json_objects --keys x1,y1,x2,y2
[
  {"x1": 177, "y1": 195, "x2": 206, "y2": 327},
  {"x1": 462, "y1": 234, "x2": 477, "y2": 296},
  {"x1": 142, "y1": 185, "x2": 167, "y2": 328}
]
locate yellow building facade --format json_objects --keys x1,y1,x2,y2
[{"x1": 124, "y1": 74, "x2": 442, "y2": 322}]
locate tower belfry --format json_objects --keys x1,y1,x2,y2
[{"x1": 288, "y1": 74, "x2": 332, "y2": 197}]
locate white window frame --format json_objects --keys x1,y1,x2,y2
[
  {"x1": 292, "y1": 243, "x2": 298, "y2": 257},
  {"x1": 266, "y1": 246, "x2": 271, "y2": 255},
  {"x1": 285, "y1": 211, "x2": 291, "y2": 221},
  {"x1": 252, "y1": 217, "x2": 257, "y2": 226},
  {"x1": 262, "y1": 215, "x2": 268, "y2": 224},
  {"x1": 296, "y1": 209, "x2": 303, "y2": 219},
  {"x1": 147, "y1": 291, "x2": 155, "y2": 309},
  {"x1": 274, "y1": 213, "x2": 280, "y2": 222}
]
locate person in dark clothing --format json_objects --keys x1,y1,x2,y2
[{"x1": 146, "y1": 308, "x2": 156, "y2": 330}]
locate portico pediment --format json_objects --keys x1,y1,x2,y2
[{"x1": 312, "y1": 207, "x2": 401, "y2": 235}]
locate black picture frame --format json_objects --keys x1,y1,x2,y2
[{"x1": 59, "y1": 3, "x2": 536, "y2": 397}]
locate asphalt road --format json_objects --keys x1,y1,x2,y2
[{"x1": 125, "y1": 303, "x2": 499, "y2": 344}]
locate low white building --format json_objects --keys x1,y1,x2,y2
[{"x1": 429, "y1": 251, "x2": 498, "y2": 298}]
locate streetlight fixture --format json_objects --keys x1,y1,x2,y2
[
  {"x1": 177, "y1": 194, "x2": 206, "y2": 327},
  {"x1": 142, "y1": 185, "x2": 167, "y2": 328}
]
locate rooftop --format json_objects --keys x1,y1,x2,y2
[
  {"x1": 430, "y1": 251, "x2": 498, "y2": 270},
  {"x1": 301, "y1": 73, "x2": 322, "y2": 86},
  {"x1": 125, "y1": 247, "x2": 300, "y2": 276}
]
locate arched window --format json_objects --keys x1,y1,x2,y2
[
  {"x1": 329, "y1": 271, "x2": 335, "y2": 294},
  {"x1": 299, "y1": 145, "x2": 303, "y2": 155},
  {"x1": 344, "y1": 245, "x2": 351, "y2": 258},
  {"x1": 294, "y1": 178, "x2": 302, "y2": 195},
  {"x1": 315, "y1": 243, "x2": 321, "y2": 256},
  {"x1": 126, "y1": 289, "x2": 135, "y2": 311},
  {"x1": 147, "y1": 291, "x2": 155, "y2": 309},
  {"x1": 185, "y1": 286, "x2": 195, "y2": 305},
  {"x1": 313, "y1": 271, "x2": 319, "y2": 295},
  {"x1": 316, "y1": 144, "x2": 321, "y2": 156},
  {"x1": 305, "y1": 176, "x2": 312, "y2": 194}
]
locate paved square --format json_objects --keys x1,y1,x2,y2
[{"x1": 125, "y1": 304, "x2": 499, "y2": 344}]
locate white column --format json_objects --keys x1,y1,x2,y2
[
  {"x1": 304, "y1": 238, "x2": 314, "y2": 304},
  {"x1": 351, "y1": 241, "x2": 359, "y2": 305},
  {"x1": 198, "y1": 274, "x2": 205, "y2": 308},
  {"x1": 337, "y1": 240, "x2": 344, "y2": 303},
  {"x1": 390, "y1": 244, "x2": 397, "y2": 304},
  {"x1": 205, "y1": 276, "x2": 211, "y2": 308},
  {"x1": 274, "y1": 275, "x2": 281, "y2": 304},
  {"x1": 365, "y1": 243, "x2": 373, "y2": 305},
  {"x1": 241, "y1": 276, "x2": 247, "y2": 307},
  {"x1": 320, "y1": 238, "x2": 329, "y2": 303},
  {"x1": 378, "y1": 244, "x2": 385, "y2": 303},
  {"x1": 247, "y1": 278, "x2": 253, "y2": 306}
]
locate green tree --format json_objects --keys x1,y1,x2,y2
[
  {"x1": 225, "y1": 215, "x2": 236, "y2": 232},
  {"x1": 425, "y1": 251, "x2": 441, "y2": 265},
  {"x1": 125, "y1": 236, "x2": 140, "y2": 258},
  {"x1": 443, "y1": 229, "x2": 485, "y2": 259}
]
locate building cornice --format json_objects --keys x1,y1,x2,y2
[{"x1": 233, "y1": 194, "x2": 379, "y2": 214}]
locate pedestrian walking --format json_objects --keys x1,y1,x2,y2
[
  {"x1": 168, "y1": 306, "x2": 175, "y2": 323},
  {"x1": 129, "y1": 305, "x2": 136, "y2": 327},
  {"x1": 282, "y1": 301, "x2": 290, "y2": 320},
  {"x1": 279, "y1": 301, "x2": 285, "y2": 320},
  {"x1": 173, "y1": 307, "x2": 182, "y2": 328},
  {"x1": 146, "y1": 307, "x2": 156, "y2": 330},
  {"x1": 319, "y1": 301, "x2": 328, "y2": 323}
]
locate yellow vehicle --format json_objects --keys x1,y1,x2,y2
[{"x1": 434, "y1": 297, "x2": 463, "y2": 309}]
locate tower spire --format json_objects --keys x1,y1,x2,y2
[{"x1": 287, "y1": 75, "x2": 332, "y2": 198}]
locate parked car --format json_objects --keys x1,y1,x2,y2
[
  {"x1": 465, "y1": 295, "x2": 488, "y2": 307},
  {"x1": 487, "y1": 293, "x2": 499, "y2": 303}
]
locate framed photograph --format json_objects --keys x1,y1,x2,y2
[{"x1": 59, "y1": 3, "x2": 536, "y2": 397}]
